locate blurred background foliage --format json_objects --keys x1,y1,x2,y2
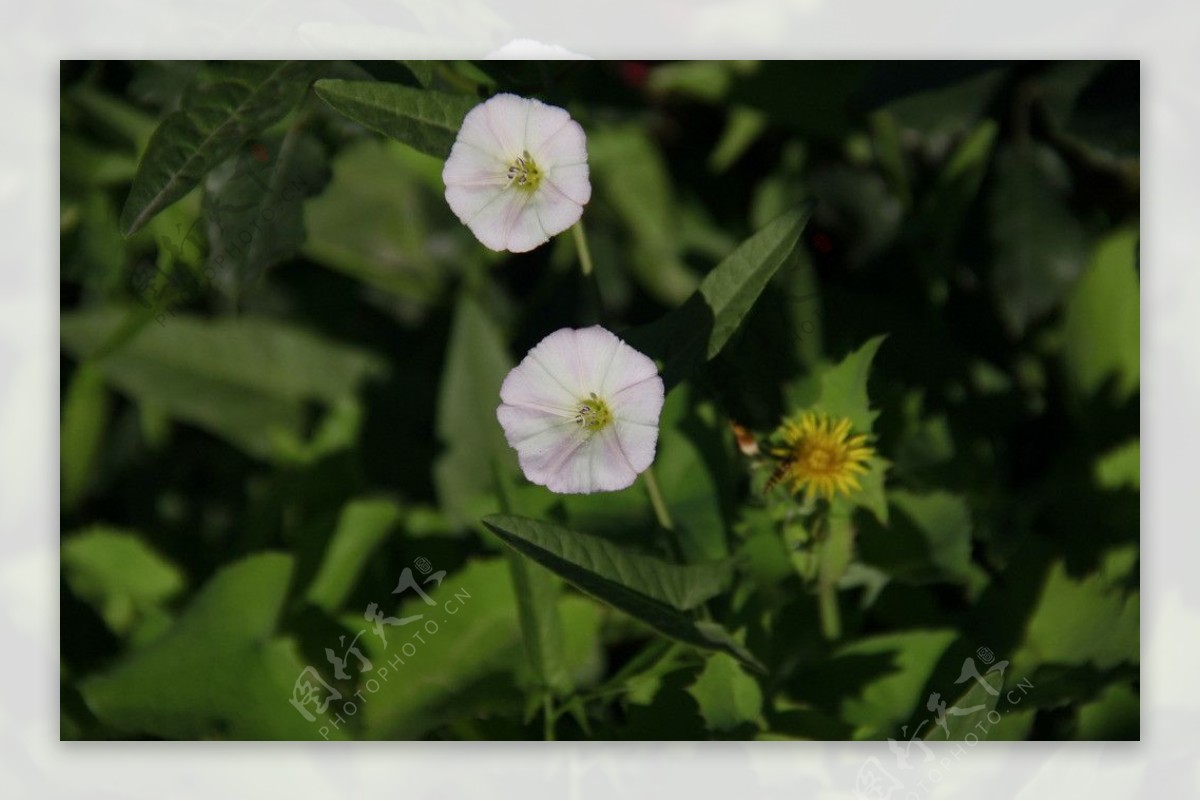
[{"x1": 60, "y1": 60, "x2": 1138, "y2": 741}]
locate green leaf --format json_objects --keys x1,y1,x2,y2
[
  {"x1": 922, "y1": 678, "x2": 999, "y2": 741},
  {"x1": 810, "y1": 335, "x2": 886, "y2": 433},
  {"x1": 312, "y1": 79, "x2": 478, "y2": 158},
  {"x1": 687, "y1": 652, "x2": 763, "y2": 732},
  {"x1": 481, "y1": 515, "x2": 760, "y2": 671},
  {"x1": 60, "y1": 308, "x2": 386, "y2": 460},
  {"x1": 60, "y1": 362, "x2": 111, "y2": 510},
  {"x1": 81, "y1": 553, "x2": 327, "y2": 739},
  {"x1": 120, "y1": 61, "x2": 319, "y2": 236},
  {"x1": 303, "y1": 139, "x2": 470, "y2": 303},
  {"x1": 859, "y1": 490, "x2": 987, "y2": 590},
  {"x1": 988, "y1": 143, "x2": 1090, "y2": 335},
  {"x1": 506, "y1": 553, "x2": 569, "y2": 695},
  {"x1": 305, "y1": 499, "x2": 403, "y2": 613},
  {"x1": 829, "y1": 629, "x2": 957, "y2": 739},
  {"x1": 1063, "y1": 228, "x2": 1139, "y2": 403},
  {"x1": 589, "y1": 124, "x2": 699, "y2": 305},
  {"x1": 1015, "y1": 546, "x2": 1138, "y2": 672},
  {"x1": 62, "y1": 527, "x2": 185, "y2": 637},
  {"x1": 433, "y1": 293, "x2": 517, "y2": 525},
  {"x1": 363, "y1": 559, "x2": 526, "y2": 738},
  {"x1": 1075, "y1": 681, "x2": 1139, "y2": 740},
  {"x1": 1094, "y1": 439, "x2": 1139, "y2": 490},
  {"x1": 203, "y1": 130, "x2": 329, "y2": 298},
  {"x1": 483, "y1": 514, "x2": 730, "y2": 611},
  {"x1": 629, "y1": 204, "x2": 811, "y2": 389}
]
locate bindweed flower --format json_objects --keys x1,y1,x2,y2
[
  {"x1": 443, "y1": 93, "x2": 591, "y2": 253},
  {"x1": 766, "y1": 411, "x2": 874, "y2": 501},
  {"x1": 496, "y1": 326, "x2": 664, "y2": 494}
]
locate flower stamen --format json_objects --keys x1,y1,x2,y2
[
  {"x1": 506, "y1": 150, "x2": 543, "y2": 192},
  {"x1": 573, "y1": 391, "x2": 612, "y2": 434}
]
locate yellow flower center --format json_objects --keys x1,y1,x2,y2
[
  {"x1": 574, "y1": 392, "x2": 612, "y2": 434},
  {"x1": 506, "y1": 150, "x2": 543, "y2": 192},
  {"x1": 766, "y1": 411, "x2": 875, "y2": 502}
]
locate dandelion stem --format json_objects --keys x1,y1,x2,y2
[{"x1": 572, "y1": 220, "x2": 595, "y2": 277}]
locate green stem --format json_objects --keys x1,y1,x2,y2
[
  {"x1": 818, "y1": 581, "x2": 841, "y2": 640},
  {"x1": 572, "y1": 220, "x2": 594, "y2": 277},
  {"x1": 643, "y1": 466, "x2": 674, "y2": 532}
]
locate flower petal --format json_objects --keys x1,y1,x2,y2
[
  {"x1": 454, "y1": 93, "x2": 527, "y2": 158},
  {"x1": 610, "y1": 374, "x2": 665, "y2": 428},
  {"x1": 599, "y1": 337, "x2": 660, "y2": 397},
  {"x1": 612, "y1": 418, "x2": 659, "y2": 474},
  {"x1": 546, "y1": 426, "x2": 640, "y2": 493},
  {"x1": 442, "y1": 137, "x2": 508, "y2": 189},
  {"x1": 499, "y1": 344, "x2": 580, "y2": 413},
  {"x1": 528, "y1": 181, "x2": 585, "y2": 240},
  {"x1": 461, "y1": 187, "x2": 546, "y2": 253}
]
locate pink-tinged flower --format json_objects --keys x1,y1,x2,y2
[
  {"x1": 443, "y1": 93, "x2": 591, "y2": 253},
  {"x1": 497, "y1": 326, "x2": 664, "y2": 494}
]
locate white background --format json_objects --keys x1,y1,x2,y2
[{"x1": 3, "y1": 0, "x2": 1197, "y2": 797}]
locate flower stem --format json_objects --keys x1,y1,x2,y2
[
  {"x1": 643, "y1": 466, "x2": 675, "y2": 532},
  {"x1": 571, "y1": 220, "x2": 594, "y2": 277}
]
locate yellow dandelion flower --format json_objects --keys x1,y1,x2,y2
[{"x1": 766, "y1": 411, "x2": 874, "y2": 502}]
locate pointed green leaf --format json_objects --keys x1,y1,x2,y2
[
  {"x1": 484, "y1": 514, "x2": 730, "y2": 611},
  {"x1": 482, "y1": 514, "x2": 760, "y2": 671},
  {"x1": 630, "y1": 204, "x2": 811, "y2": 389},
  {"x1": 203, "y1": 130, "x2": 329, "y2": 297},
  {"x1": 120, "y1": 61, "x2": 319, "y2": 236},
  {"x1": 313, "y1": 79, "x2": 478, "y2": 158},
  {"x1": 687, "y1": 652, "x2": 763, "y2": 732}
]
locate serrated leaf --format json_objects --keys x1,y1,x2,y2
[
  {"x1": 120, "y1": 61, "x2": 319, "y2": 236},
  {"x1": 687, "y1": 652, "x2": 763, "y2": 732},
  {"x1": 1015, "y1": 546, "x2": 1138, "y2": 671},
  {"x1": 629, "y1": 204, "x2": 811, "y2": 390},
  {"x1": 305, "y1": 498, "x2": 403, "y2": 613},
  {"x1": 203, "y1": 130, "x2": 329, "y2": 298},
  {"x1": 811, "y1": 335, "x2": 886, "y2": 433},
  {"x1": 62, "y1": 527, "x2": 184, "y2": 637},
  {"x1": 313, "y1": 79, "x2": 478, "y2": 158},
  {"x1": 81, "y1": 553, "x2": 328, "y2": 739},
  {"x1": 60, "y1": 308, "x2": 386, "y2": 460},
  {"x1": 482, "y1": 514, "x2": 761, "y2": 671}
]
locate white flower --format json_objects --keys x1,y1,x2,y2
[
  {"x1": 497, "y1": 326, "x2": 664, "y2": 494},
  {"x1": 443, "y1": 93, "x2": 591, "y2": 253}
]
